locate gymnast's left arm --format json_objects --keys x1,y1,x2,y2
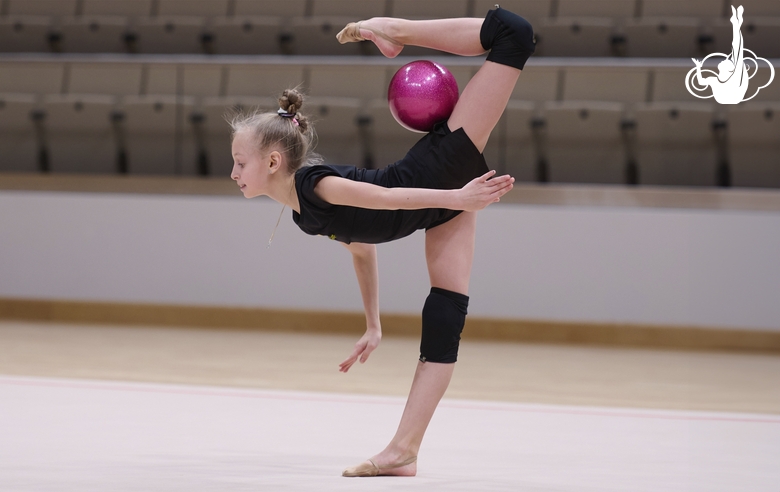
[
  {"x1": 338, "y1": 241, "x2": 382, "y2": 373},
  {"x1": 314, "y1": 170, "x2": 514, "y2": 211}
]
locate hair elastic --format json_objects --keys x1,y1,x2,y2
[{"x1": 277, "y1": 107, "x2": 299, "y2": 126}]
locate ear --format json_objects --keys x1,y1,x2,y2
[{"x1": 268, "y1": 150, "x2": 284, "y2": 174}]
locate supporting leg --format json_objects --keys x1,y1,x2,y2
[
  {"x1": 342, "y1": 212, "x2": 477, "y2": 477},
  {"x1": 346, "y1": 360, "x2": 456, "y2": 477}
]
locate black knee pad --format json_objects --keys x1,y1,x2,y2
[
  {"x1": 480, "y1": 5, "x2": 536, "y2": 70},
  {"x1": 419, "y1": 287, "x2": 469, "y2": 364}
]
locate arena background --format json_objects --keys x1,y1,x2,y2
[
  {"x1": 0, "y1": 1, "x2": 779, "y2": 490},
  {"x1": 1, "y1": 0, "x2": 778, "y2": 344}
]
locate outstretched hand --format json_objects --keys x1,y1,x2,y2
[
  {"x1": 458, "y1": 170, "x2": 515, "y2": 212},
  {"x1": 339, "y1": 329, "x2": 381, "y2": 373}
]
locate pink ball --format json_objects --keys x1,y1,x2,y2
[{"x1": 388, "y1": 60, "x2": 459, "y2": 133}]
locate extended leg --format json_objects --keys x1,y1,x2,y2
[
  {"x1": 449, "y1": 8, "x2": 535, "y2": 152},
  {"x1": 338, "y1": 17, "x2": 485, "y2": 57},
  {"x1": 448, "y1": 62, "x2": 519, "y2": 153},
  {"x1": 339, "y1": 8, "x2": 535, "y2": 65},
  {"x1": 339, "y1": 8, "x2": 534, "y2": 152}
]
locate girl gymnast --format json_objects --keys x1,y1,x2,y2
[{"x1": 229, "y1": 5, "x2": 534, "y2": 477}]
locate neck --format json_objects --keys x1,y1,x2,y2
[{"x1": 266, "y1": 171, "x2": 300, "y2": 214}]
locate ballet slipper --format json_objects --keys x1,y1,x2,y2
[
  {"x1": 342, "y1": 456, "x2": 417, "y2": 477},
  {"x1": 336, "y1": 21, "x2": 404, "y2": 49}
]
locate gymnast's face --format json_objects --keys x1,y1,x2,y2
[{"x1": 231, "y1": 131, "x2": 273, "y2": 199}]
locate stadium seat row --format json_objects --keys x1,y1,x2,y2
[
  {"x1": 2, "y1": 14, "x2": 779, "y2": 57},
  {"x1": 1, "y1": 58, "x2": 777, "y2": 104},
  {"x1": 4, "y1": 0, "x2": 780, "y2": 21},
  {"x1": 1, "y1": 92, "x2": 777, "y2": 188}
]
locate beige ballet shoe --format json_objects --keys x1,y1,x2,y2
[
  {"x1": 336, "y1": 21, "x2": 403, "y2": 47},
  {"x1": 342, "y1": 456, "x2": 417, "y2": 477}
]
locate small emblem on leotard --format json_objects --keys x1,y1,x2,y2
[
  {"x1": 329, "y1": 234, "x2": 337, "y2": 240},
  {"x1": 685, "y1": 5, "x2": 774, "y2": 104}
]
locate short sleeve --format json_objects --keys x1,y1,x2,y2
[
  {"x1": 296, "y1": 165, "x2": 341, "y2": 211},
  {"x1": 293, "y1": 165, "x2": 350, "y2": 240}
]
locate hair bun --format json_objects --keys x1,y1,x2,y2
[{"x1": 279, "y1": 89, "x2": 304, "y2": 115}]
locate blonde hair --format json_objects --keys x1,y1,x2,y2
[{"x1": 229, "y1": 88, "x2": 322, "y2": 173}]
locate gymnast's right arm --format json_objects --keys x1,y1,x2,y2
[
  {"x1": 338, "y1": 241, "x2": 382, "y2": 373},
  {"x1": 315, "y1": 170, "x2": 514, "y2": 212}
]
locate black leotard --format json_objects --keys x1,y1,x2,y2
[{"x1": 292, "y1": 121, "x2": 489, "y2": 244}]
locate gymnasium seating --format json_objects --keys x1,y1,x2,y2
[
  {"x1": 1, "y1": 56, "x2": 778, "y2": 186},
  {"x1": 728, "y1": 103, "x2": 780, "y2": 187},
  {"x1": 0, "y1": 0, "x2": 778, "y2": 188},
  {"x1": 210, "y1": 16, "x2": 286, "y2": 56},
  {"x1": 500, "y1": 101, "x2": 536, "y2": 180},
  {"x1": 121, "y1": 94, "x2": 186, "y2": 175},
  {"x1": 2, "y1": 0, "x2": 778, "y2": 57},
  {"x1": 621, "y1": 18, "x2": 703, "y2": 58},
  {"x1": 634, "y1": 102, "x2": 719, "y2": 186},
  {"x1": 306, "y1": 96, "x2": 366, "y2": 166},
  {"x1": 42, "y1": 93, "x2": 119, "y2": 174},
  {"x1": 130, "y1": 16, "x2": 208, "y2": 54},
  {"x1": 312, "y1": 0, "x2": 386, "y2": 18},
  {"x1": 4, "y1": 0, "x2": 79, "y2": 16},
  {"x1": 58, "y1": 15, "x2": 130, "y2": 53},
  {"x1": 0, "y1": 93, "x2": 39, "y2": 173},
  {"x1": 0, "y1": 16, "x2": 52, "y2": 53},
  {"x1": 79, "y1": 0, "x2": 154, "y2": 16},
  {"x1": 543, "y1": 101, "x2": 626, "y2": 184}
]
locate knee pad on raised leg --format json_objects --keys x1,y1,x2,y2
[
  {"x1": 419, "y1": 287, "x2": 469, "y2": 364},
  {"x1": 480, "y1": 6, "x2": 536, "y2": 70}
]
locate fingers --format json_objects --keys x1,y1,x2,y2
[
  {"x1": 492, "y1": 174, "x2": 515, "y2": 185},
  {"x1": 339, "y1": 355, "x2": 356, "y2": 372},
  {"x1": 474, "y1": 171, "x2": 514, "y2": 188},
  {"x1": 480, "y1": 175, "x2": 514, "y2": 196},
  {"x1": 496, "y1": 178, "x2": 514, "y2": 193},
  {"x1": 482, "y1": 170, "x2": 517, "y2": 182},
  {"x1": 339, "y1": 337, "x2": 379, "y2": 372},
  {"x1": 478, "y1": 169, "x2": 497, "y2": 182},
  {"x1": 464, "y1": 172, "x2": 515, "y2": 211},
  {"x1": 485, "y1": 175, "x2": 515, "y2": 193},
  {"x1": 482, "y1": 173, "x2": 513, "y2": 187},
  {"x1": 492, "y1": 183, "x2": 513, "y2": 201},
  {"x1": 360, "y1": 341, "x2": 377, "y2": 362},
  {"x1": 339, "y1": 343, "x2": 363, "y2": 372}
]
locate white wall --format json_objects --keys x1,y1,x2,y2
[{"x1": 1, "y1": 190, "x2": 779, "y2": 331}]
